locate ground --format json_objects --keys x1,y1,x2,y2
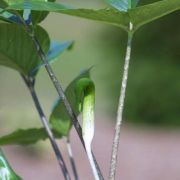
[{"x1": 3, "y1": 116, "x2": 180, "y2": 180}]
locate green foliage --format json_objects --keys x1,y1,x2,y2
[
  {"x1": 0, "y1": 128, "x2": 48, "y2": 145},
  {"x1": 0, "y1": 70, "x2": 94, "y2": 145},
  {"x1": 50, "y1": 69, "x2": 91, "y2": 136},
  {"x1": 8, "y1": 0, "x2": 180, "y2": 32},
  {"x1": 8, "y1": 1, "x2": 71, "y2": 11},
  {"x1": 129, "y1": 0, "x2": 180, "y2": 30},
  {"x1": 31, "y1": 0, "x2": 57, "y2": 24},
  {"x1": 0, "y1": 150, "x2": 21, "y2": 179},
  {"x1": 0, "y1": 23, "x2": 50, "y2": 76},
  {"x1": 0, "y1": 0, "x2": 56, "y2": 24}
]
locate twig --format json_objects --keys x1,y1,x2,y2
[
  {"x1": 66, "y1": 136, "x2": 79, "y2": 180},
  {"x1": 21, "y1": 74, "x2": 71, "y2": 180},
  {"x1": 109, "y1": 22, "x2": 134, "y2": 180}
]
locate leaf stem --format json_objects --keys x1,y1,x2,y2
[
  {"x1": 21, "y1": 75, "x2": 71, "y2": 180},
  {"x1": 25, "y1": 26, "x2": 104, "y2": 180},
  {"x1": 109, "y1": 23, "x2": 134, "y2": 180},
  {"x1": 66, "y1": 136, "x2": 79, "y2": 180}
]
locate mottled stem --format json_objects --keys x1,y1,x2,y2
[
  {"x1": 109, "y1": 23, "x2": 134, "y2": 180},
  {"x1": 21, "y1": 75, "x2": 71, "y2": 180},
  {"x1": 25, "y1": 26, "x2": 104, "y2": 180},
  {"x1": 66, "y1": 136, "x2": 79, "y2": 180}
]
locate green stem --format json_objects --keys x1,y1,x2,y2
[{"x1": 109, "y1": 23, "x2": 134, "y2": 180}]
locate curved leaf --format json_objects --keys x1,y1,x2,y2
[
  {"x1": 8, "y1": 1, "x2": 129, "y2": 31},
  {"x1": 8, "y1": 1, "x2": 72, "y2": 11},
  {"x1": 8, "y1": 0, "x2": 180, "y2": 32},
  {"x1": 0, "y1": 150, "x2": 22, "y2": 179},
  {"x1": 2, "y1": 0, "x2": 56, "y2": 24},
  {"x1": 0, "y1": 128, "x2": 48, "y2": 145},
  {"x1": 129, "y1": 0, "x2": 180, "y2": 31},
  {"x1": 0, "y1": 23, "x2": 50, "y2": 76}
]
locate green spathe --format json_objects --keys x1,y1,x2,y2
[{"x1": 0, "y1": 69, "x2": 95, "y2": 145}]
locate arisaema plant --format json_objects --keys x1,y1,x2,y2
[{"x1": 0, "y1": 0, "x2": 179, "y2": 179}]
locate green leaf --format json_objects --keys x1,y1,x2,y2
[
  {"x1": 31, "y1": 0, "x2": 57, "y2": 24},
  {"x1": 50, "y1": 69, "x2": 91, "y2": 136},
  {"x1": 60, "y1": 8, "x2": 129, "y2": 31},
  {"x1": 105, "y1": 0, "x2": 139, "y2": 12},
  {"x1": 8, "y1": 1, "x2": 72, "y2": 11},
  {"x1": 8, "y1": 0, "x2": 180, "y2": 32},
  {"x1": 0, "y1": 70, "x2": 94, "y2": 145},
  {"x1": 59, "y1": 0, "x2": 180, "y2": 31},
  {"x1": 8, "y1": 1, "x2": 129, "y2": 31},
  {"x1": 0, "y1": 23, "x2": 50, "y2": 76},
  {"x1": 129, "y1": 0, "x2": 180, "y2": 31},
  {"x1": 0, "y1": 1, "x2": 7, "y2": 8},
  {"x1": 0, "y1": 150, "x2": 22, "y2": 179},
  {"x1": 1, "y1": 0, "x2": 56, "y2": 24},
  {"x1": 0, "y1": 127, "x2": 63, "y2": 145},
  {"x1": 0, "y1": 128, "x2": 49, "y2": 145}
]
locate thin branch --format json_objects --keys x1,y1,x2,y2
[
  {"x1": 21, "y1": 75, "x2": 71, "y2": 180},
  {"x1": 66, "y1": 136, "x2": 79, "y2": 180},
  {"x1": 109, "y1": 23, "x2": 134, "y2": 180},
  {"x1": 24, "y1": 25, "x2": 104, "y2": 180}
]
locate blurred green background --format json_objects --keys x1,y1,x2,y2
[{"x1": 0, "y1": 0, "x2": 180, "y2": 134}]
